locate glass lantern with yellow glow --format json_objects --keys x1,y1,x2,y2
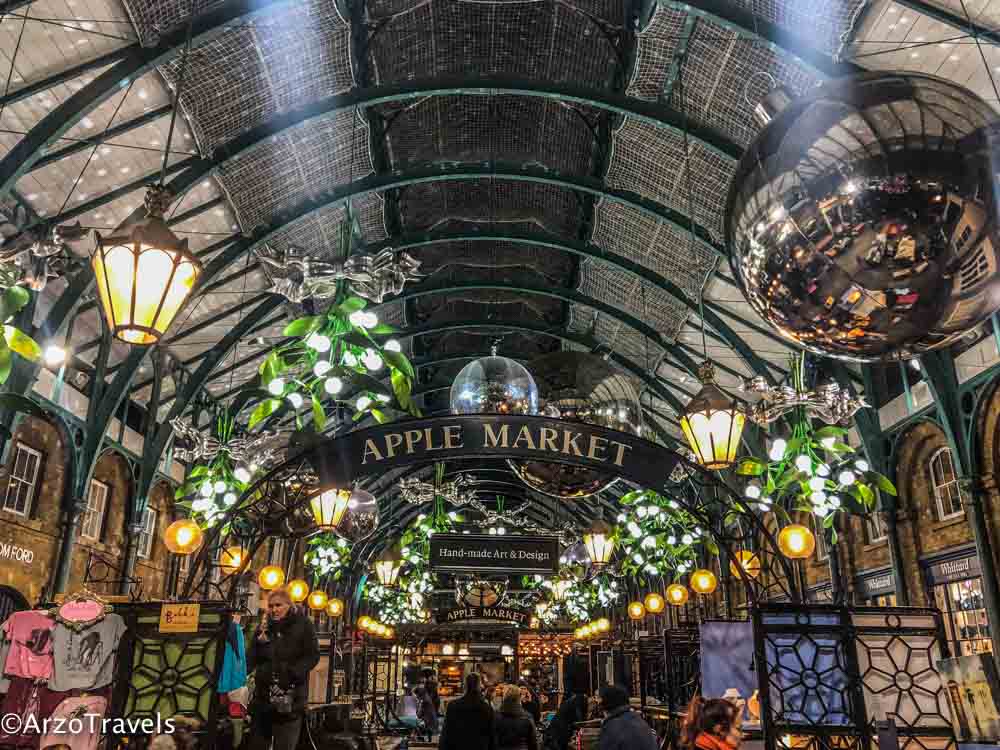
[
  {"x1": 257, "y1": 565, "x2": 285, "y2": 591},
  {"x1": 690, "y1": 569, "x2": 718, "y2": 595},
  {"x1": 326, "y1": 598, "x2": 345, "y2": 618},
  {"x1": 594, "y1": 617, "x2": 610, "y2": 633},
  {"x1": 308, "y1": 590, "x2": 329, "y2": 611},
  {"x1": 310, "y1": 488, "x2": 352, "y2": 531},
  {"x1": 582, "y1": 519, "x2": 615, "y2": 567},
  {"x1": 219, "y1": 546, "x2": 248, "y2": 575},
  {"x1": 778, "y1": 524, "x2": 816, "y2": 559},
  {"x1": 287, "y1": 579, "x2": 310, "y2": 603},
  {"x1": 374, "y1": 543, "x2": 404, "y2": 587},
  {"x1": 92, "y1": 186, "x2": 202, "y2": 345},
  {"x1": 730, "y1": 550, "x2": 762, "y2": 580},
  {"x1": 627, "y1": 601, "x2": 646, "y2": 620},
  {"x1": 666, "y1": 584, "x2": 690, "y2": 606},
  {"x1": 680, "y1": 362, "x2": 746, "y2": 469},
  {"x1": 552, "y1": 572, "x2": 574, "y2": 602},
  {"x1": 643, "y1": 592, "x2": 665, "y2": 614},
  {"x1": 163, "y1": 519, "x2": 204, "y2": 555}
]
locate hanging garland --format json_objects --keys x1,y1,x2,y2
[
  {"x1": 615, "y1": 489, "x2": 704, "y2": 579},
  {"x1": 305, "y1": 533, "x2": 352, "y2": 581}
]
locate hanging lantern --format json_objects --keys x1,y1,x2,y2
[
  {"x1": 552, "y1": 572, "x2": 574, "y2": 602},
  {"x1": 690, "y1": 569, "x2": 718, "y2": 595},
  {"x1": 327, "y1": 598, "x2": 345, "y2": 618},
  {"x1": 310, "y1": 488, "x2": 352, "y2": 531},
  {"x1": 627, "y1": 601, "x2": 646, "y2": 620},
  {"x1": 219, "y1": 546, "x2": 248, "y2": 575},
  {"x1": 308, "y1": 590, "x2": 329, "y2": 611},
  {"x1": 92, "y1": 186, "x2": 202, "y2": 345},
  {"x1": 258, "y1": 565, "x2": 285, "y2": 591},
  {"x1": 163, "y1": 519, "x2": 203, "y2": 555},
  {"x1": 374, "y1": 543, "x2": 404, "y2": 587},
  {"x1": 595, "y1": 617, "x2": 610, "y2": 633},
  {"x1": 582, "y1": 519, "x2": 615, "y2": 567},
  {"x1": 680, "y1": 362, "x2": 746, "y2": 470},
  {"x1": 287, "y1": 579, "x2": 310, "y2": 603},
  {"x1": 730, "y1": 550, "x2": 762, "y2": 580},
  {"x1": 778, "y1": 524, "x2": 816, "y2": 560},
  {"x1": 644, "y1": 592, "x2": 665, "y2": 614},
  {"x1": 666, "y1": 584, "x2": 689, "y2": 607}
]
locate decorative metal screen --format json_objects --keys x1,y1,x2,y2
[{"x1": 753, "y1": 604, "x2": 955, "y2": 750}]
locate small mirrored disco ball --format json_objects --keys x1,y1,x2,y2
[
  {"x1": 334, "y1": 488, "x2": 378, "y2": 543},
  {"x1": 449, "y1": 355, "x2": 539, "y2": 415}
]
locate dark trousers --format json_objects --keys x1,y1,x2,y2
[{"x1": 247, "y1": 707, "x2": 303, "y2": 750}]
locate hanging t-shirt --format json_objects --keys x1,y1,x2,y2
[
  {"x1": 218, "y1": 620, "x2": 247, "y2": 694},
  {"x1": 39, "y1": 695, "x2": 108, "y2": 750},
  {"x1": 2, "y1": 610, "x2": 55, "y2": 680},
  {"x1": 49, "y1": 613, "x2": 126, "y2": 692}
]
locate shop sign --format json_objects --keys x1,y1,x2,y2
[
  {"x1": 435, "y1": 605, "x2": 531, "y2": 625},
  {"x1": 429, "y1": 533, "x2": 559, "y2": 573},
  {"x1": 924, "y1": 552, "x2": 982, "y2": 586},
  {"x1": 0, "y1": 541, "x2": 34, "y2": 564},
  {"x1": 856, "y1": 569, "x2": 895, "y2": 598},
  {"x1": 158, "y1": 603, "x2": 201, "y2": 633},
  {"x1": 315, "y1": 415, "x2": 682, "y2": 491}
]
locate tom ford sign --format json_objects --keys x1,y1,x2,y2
[
  {"x1": 430, "y1": 533, "x2": 559, "y2": 573},
  {"x1": 313, "y1": 414, "x2": 681, "y2": 489},
  {"x1": 436, "y1": 605, "x2": 531, "y2": 625}
]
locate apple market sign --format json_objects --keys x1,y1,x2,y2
[
  {"x1": 436, "y1": 605, "x2": 531, "y2": 625},
  {"x1": 313, "y1": 414, "x2": 682, "y2": 490},
  {"x1": 430, "y1": 533, "x2": 559, "y2": 574}
]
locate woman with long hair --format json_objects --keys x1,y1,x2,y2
[
  {"x1": 679, "y1": 697, "x2": 743, "y2": 750},
  {"x1": 495, "y1": 684, "x2": 539, "y2": 750}
]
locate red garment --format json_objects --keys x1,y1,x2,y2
[
  {"x1": 2, "y1": 612, "x2": 54, "y2": 681},
  {"x1": 0, "y1": 678, "x2": 112, "y2": 748},
  {"x1": 694, "y1": 733, "x2": 737, "y2": 750}
]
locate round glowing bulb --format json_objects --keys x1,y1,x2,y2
[
  {"x1": 287, "y1": 579, "x2": 310, "y2": 603},
  {"x1": 358, "y1": 616, "x2": 373, "y2": 630},
  {"x1": 313, "y1": 360, "x2": 332, "y2": 377},
  {"x1": 595, "y1": 617, "x2": 610, "y2": 633},
  {"x1": 666, "y1": 584, "x2": 690, "y2": 606},
  {"x1": 838, "y1": 470, "x2": 856, "y2": 485},
  {"x1": 267, "y1": 378, "x2": 285, "y2": 396},
  {"x1": 219, "y1": 546, "x2": 247, "y2": 575},
  {"x1": 628, "y1": 601, "x2": 645, "y2": 620},
  {"x1": 326, "y1": 598, "x2": 344, "y2": 618},
  {"x1": 690, "y1": 569, "x2": 718, "y2": 595},
  {"x1": 362, "y1": 349, "x2": 383, "y2": 371},
  {"x1": 213, "y1": 480, "x2": 227, "y2": 494},
  {"x1": 855, "y1": 459, "x2": 870, "y2": 472},
  {"x1": 778, "y1": 524, "x2": 816, "y2": 560},
  {"x1": 362, "y1": 312, "x2": 378, "y2": 329},
  {"x1": 820, "y1": 436, "x2": 837, "y2": 450},
  {"x1": 384, "y1": 339, "x2": 401, "y2": 352},
  {"x1": 43, "y1": 345, "x2": 66, "y2": 367},
  {"x1": 234, "y1": 467, "x2": 251, "y2": 484},
  {"x1": 258, "y1": 565, "x2": 285, "y2": 591},
  {"x1": 348, "y1": 310, "x2": 366, "y2": 327},
  {"x1": 644, "y1": 592, "x2": 665, "y2": 614},
  {"x1": 816, "y1": 463, "x2": 831, "y2": 477},
  {"x1": 306, "y1": 333, "x2": 331, "y2": 352},
  {"x1": 199, "y1": 482, "x2": 213, "y2": 497},
  {"x1": 287, "y1": 392, "x2": 303, "y2": 409},
  {"x1": 356, "y1": 395, "x2": 372, "y2": 411},
  {"x1": 324, "y1": 376, "x2": 343, "y2": 395},
  {"x1": 222, "y1": 492, "x2": 237, "y2": 506},
  {"x1": 729, "y1": 550, "x2": 762, "y2": 579},
  {"x1": 769, "y1": 438, "x2": 787, "y2": 461},
  {"x1": 308, "y1": 590, "x2": 329, "y2": 611},
  {"x1": 164, "y1": 519, "x2": 204, "y2": 555},
  {"x1": 808, "y1": 477, "x2": 826, "y2": 491},
  {"x1": 795, "y1": 455, "x2": 812, "y2": 473},
  {"x1": 342, "y1": 351, "x2": 358, "y2": 367},
  {"x1": 744, "y1": 484, "x2": 761, "y2": 499}
]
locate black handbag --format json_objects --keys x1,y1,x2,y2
[{"x1": 269, "y1": 681, "x2": 295, "y2": 714}]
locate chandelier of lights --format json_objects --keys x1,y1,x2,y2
[
  {"x1": 255, "y1": 245, "x2": 424, "y2": 305},
  {"x1": 170, "y1": 417, "x2": 282, "y2": 468},
  {"x1": 742, "y1": 376, "x2": 867, "y2": 426}
]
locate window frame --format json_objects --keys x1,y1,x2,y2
[
  {"x1": 3, "y1": 443, "x2": 43, "y2": 517},
  {"x1": 929, "y1": 447, "x2": 966, "y2": 521},
  {"x1": 813, "y1": 517, "x2": 829, "y2": 561},
  {"x1": 136, "y1": 507, "x2": 157, "y2": 560},
  {"x1": 864, "y1": 508, "x2": 887, "y2": 546},
  {"x1": 79, "y1": 479, "x2": 110, "y2": 542}
]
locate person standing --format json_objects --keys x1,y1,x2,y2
[
  {"x1": 518, "y1": 681, "x2": 541, "y2": 725},
  {"x1": 679, "y1": 697, "x2": 743, "y2": 750},
  {"x1": 246, "y1": 588, "x2": 321, "y2": 750},
  {"x1": 415, "y1": 684, "x2": 439, "y2": 739},
  {"x1": 544, "y1": 693, "x2": 587, "y2": 750},
  {"x1": 596, "y1": 686, "x2": 658, "y2": 750},
  {"x1": 439, "y1": 673, "x2": 496, "y2": 750},
  {"x1": 495, "y1": 685, "x2": 539, "y2": 750}
]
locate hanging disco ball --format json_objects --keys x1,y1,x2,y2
[
  {"x1": 560, "y1": 541, "x2": 592, "y2": 581},
  {"x1": 509, "y1": 351, "x2": 641, "y2": 498},
  {"x1": 333, "y1": 488, "x2": 379, "y2": 543},
  {"x1": 449, "y1": 356, "x2": 539, "y2": 415},
  {"x1": 727, "y1": 72, "x2": 1000, "y2": 361}
]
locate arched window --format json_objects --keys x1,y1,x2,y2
[{"x1": 930, "y1": 448, "x2": 966, "y2": 521}]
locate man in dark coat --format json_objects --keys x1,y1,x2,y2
[
  {"x1": 246, "y1": 590, "x2": 321, "y2": 750},
  {"x1": 596, "y1": 686, "x2": 657, "y2": 750},
  {"x1": 439, "y1": 673, "x2": 496, "y2": 750}
]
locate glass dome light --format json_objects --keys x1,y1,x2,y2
[
  {"x1": 92, "y1": 186, "x2": 202, "y2": 345},
  {"x1": 666, "y1": 584, "x2": 690, "y2": 607},
  {"x1": 627, "y1": 601, "x2": 646, "y2": 620},
  {"x1": 778, "y1": 524, "x2": 816, "y2": 559},
  {"x1": 326, "y1": 598, "x2": 345, "y2": 618},
  {"x1": 730, "y1": 550, "x2": 762, "y2": 580},
  {"x1": 374, "y1": 543, "x2": 404, "y2": 587},
  {"x1": 643, "y1": 592, "x2": 665, "y2": 614},
  {"x1": 163, "y1": 519, "x2": 203, "y2": 555},
  {"x1": 583, "y1": 519, "x2": 615, "y2": 567},
  {"x1": 219, "y1": 546, "x2": 248, "y2": 575},
  {"x1": 680, "y1": 362, "x2": 746, "y2": 470},
  {"x1": 287, "y1": 579, "x2": 310, "y2": 603},
  {"x1": 690, "y1": 569, "x2": 718, "y2": 595},
  {"x1": 258, "y1": 565, "x2": 285, "y2": 591},
  {"x1": 308, "y1": 590, "x2": 329, "y2": 611}
]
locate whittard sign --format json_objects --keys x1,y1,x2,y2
[{"x1": 429, "y1": 533, "x2": 559, "y2": 574}]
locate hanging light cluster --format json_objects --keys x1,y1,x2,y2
[
  {"x1": 357, "y1": 616, "x2": 395, "y2": 639},
  {"x1": 574, "y1": 618, "x2": 610, "y2": 640},
  {"x1": 518, "y1": 637, "x2": 573, "y2": 658}
]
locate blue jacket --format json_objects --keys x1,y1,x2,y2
[{"x1": 597, "y1": 707, "x2": 658, "y2": 750}]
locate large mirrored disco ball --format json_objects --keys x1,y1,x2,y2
[
  {"x1": 727, "y1": 72, "x2": 1000, "y2": 361},
  {"x1": 334, "y1": 488, "x2": 379, "y2": 543},
  {"x1": 510, "y1": 351, "x2": 642, "y2": 498},
  {"x1": 450, "y1": 356, "x2": 539, "y2": 415},
  {"x1": 561, "y1": 540, "x2": 593, "y2": 581}
]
